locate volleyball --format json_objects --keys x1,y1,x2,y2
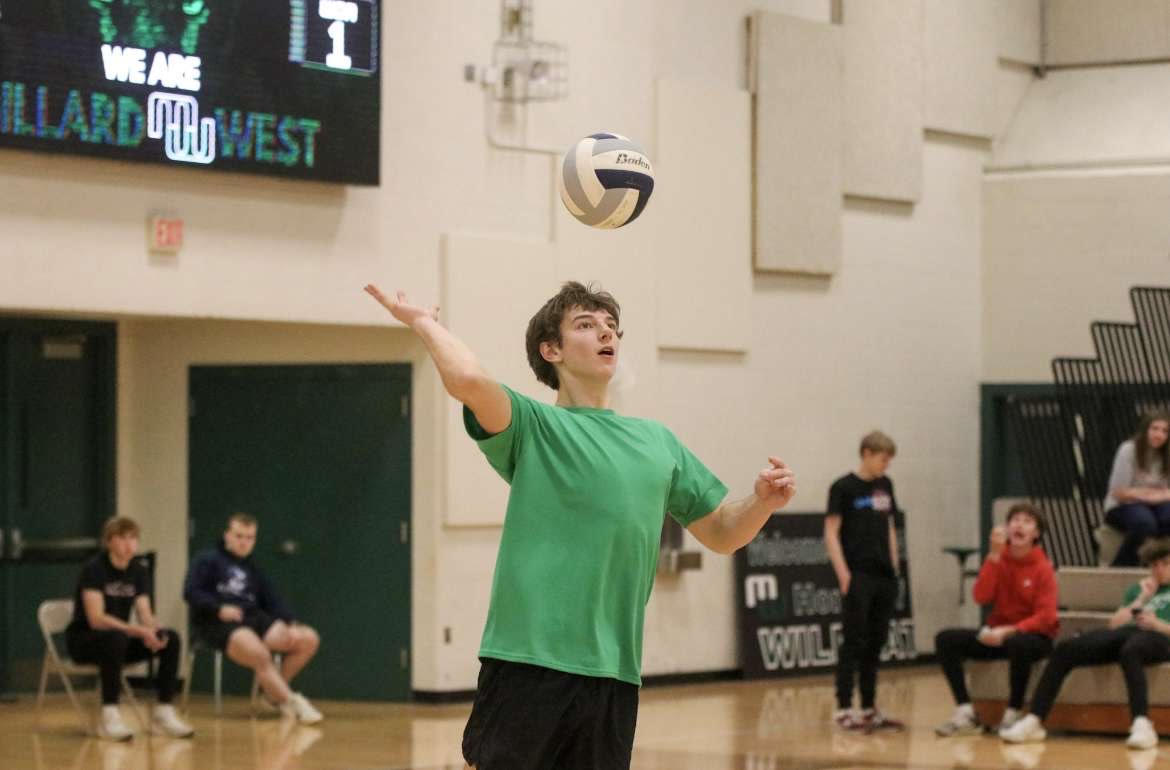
[{"x1": 557, "y1": 133, "x2": 654, "y2": 229}]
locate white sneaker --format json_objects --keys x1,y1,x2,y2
[
  {"x1": 935, "y1": 704, "x2": 981, "y2": 736},
  {"x1": 997, "y1": 707, "x2": 1024, "y2": 735},
  {"x1": 1127, "y1": 716, "x2": 1158, "y2": 750},
  {"x1": 1000, "y1": 742, "x2": 1046, "y2": 769},
  {"x1": 1129, "y1": 746, "x2": 1159, "y2": 770},
  {"x1": 151, "y1": 704, "x2": 195, "y2": 738},
  {"x1": 999, "y1": 713, "x2": 1046, "y2": 744},
  {"x1": 97, "y1": 705, "x2": 134, "y2": 741},
  {"x1": 832, "y1": 708, "x2": 865, "y2": 730},
  {"x1": 280, "y1": 692, "x2": 323, "y2": 725}
]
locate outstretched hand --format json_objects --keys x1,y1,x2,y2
[
  {"x1": 364, "y1": 284, "x2": 439, "y2": 327},
  {"x1": 754, "y1": 457, "x2": 795, "y2": 509}
]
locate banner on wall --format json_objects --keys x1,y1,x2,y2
[{"x1": 734, "y1": 512, "x2": 917, "y2": 679}]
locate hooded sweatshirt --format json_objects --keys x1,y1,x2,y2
[
  {"x1": 183, "y1": 542, "x2": 294, "y2": 626},
  {"x1": 972, "y1": 545, "x2": 1059, "y2": 638}
]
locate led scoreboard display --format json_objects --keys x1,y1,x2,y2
[{"x1": 0, "y1": 0, "x2": 380, "y2": 185}]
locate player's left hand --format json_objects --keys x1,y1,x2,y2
[{"x1": 755, "y1": 457, "x2": 795, "y2": 509}]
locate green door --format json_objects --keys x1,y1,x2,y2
[
  {"x1": 188, "y1": 364, "x2": 411, "y2": 701},
  {"x1": 0, "y1": 321, "x2": 116, "y2": 692}
]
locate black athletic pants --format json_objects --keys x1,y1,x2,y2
[
  {"x1": 1029, "y1": 625, "x2": 1170, "y2": 720},
  {"x1": 836, "y1": 571, "x2": 899, "y2": 710},
  {"x1": 934, "y1": 627, "x2": 1052, "y2": 709},
  {"x1": 66, "y1": 628, "x2": 181, "y2": 705}
]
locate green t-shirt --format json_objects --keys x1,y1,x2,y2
[
  {"x1": 1123, "y1": 582, "x2": 1170, "y2": 624},
  {"x1": 464, "y1": 386, "x2": 728, "y2": 686}
]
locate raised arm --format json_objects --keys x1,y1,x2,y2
[
  {"x1": 365, "y1": 285, "x2": 510, "y2": 434},
  {"x1": 686, "y1": 457, "x2": 795, "y2": 555}
]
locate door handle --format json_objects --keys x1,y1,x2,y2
[{"x1": 8, "y1": 530, "x2": 100, "y2": 562}]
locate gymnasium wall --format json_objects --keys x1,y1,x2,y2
[
  {"x1": 0, "y1": 0, "x2": 1055, "y2": 693},
  {"x1": 113, "y1": 319, "x2": 450, "y2": 687},
  {"x1": 984, "y1": 0, "x2": 1170, "y2": 382}
]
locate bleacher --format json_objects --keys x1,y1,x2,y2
[{"x1": 973, "y1": 287, "x2": 1170, "y2": 733}]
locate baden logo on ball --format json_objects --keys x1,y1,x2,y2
[{"x1": 558, "y1": 133, "x2": 654, "y2": 229}]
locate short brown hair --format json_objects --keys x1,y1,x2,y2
[
  {"x1": 226, "y1": 512, "x2": 257, "y2": 530},
  {"x1": 525, "y1": 281, "x2": 623, "y2": 390},
  {"x1": 1006, "y1": 502, "x2": 1046, "y2": 537},
  {"x1": 1139, "y1": 537, "x2": 1170, "y2": 566},
  {"x1": 102, "y1": 516, "x2": 140, "y2": 543},
  {"x1": 859, "y1": 431, "x2": 896, "y2": 457}
]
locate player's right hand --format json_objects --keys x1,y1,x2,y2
[
  {"x1": 364, "y1": 285, "x2": 439, "y2": 328},
  {"x1": 838, "y1": 570, "x2": 851, "y2": 597},
  {"x1": 218, "y1": 605, "x2": 244, "y2": 623},
  {"x1": 989, "y1": 526, "x2": 1007, "y2": 559}
]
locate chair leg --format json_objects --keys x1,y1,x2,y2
[
  {"x1": 56, "y1": 665, "x2": 92, "y2": 736},
  {"x1": 250, "y1": 671, "x2": 260, "y2": 710},
  {"x1": 181, "y1": 650, "x2": 194, "y2": 713},
  {"x1": 120, "y1": 673, "x2": 147, "y2": 730},
  {"x1": 214, "y1": 651, "x2": 222, "y2": 715},
  {"x1": 35, "y1": 653, "x2": 50, "y2": 718}
]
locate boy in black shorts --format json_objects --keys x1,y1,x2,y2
[
  {"x1": 366, "y1": 281, "x2": 797, "y2": 770},
  {"x1": 824, "y1": 430, "x2": 904, "y2": 732},
  {"x1": 184, "y1": 512, "x2": 323, "y2": 723}
]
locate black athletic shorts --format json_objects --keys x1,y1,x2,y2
[
  {"x1": 194, "y1": 609, "x2": 279, "y2": 651},
  {"x1": 461, "y1": 657, "x2": 639, "y2": 770}
]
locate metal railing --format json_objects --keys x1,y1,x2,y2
[{"x1": 1007, "y1": 287, "x2": 1170, "y2": 566}]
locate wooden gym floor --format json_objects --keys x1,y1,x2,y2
[{"x1": 1, "y1": 665, "x2": 1163, "y2": 769}]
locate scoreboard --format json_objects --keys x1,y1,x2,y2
[{"x1": 0, "y1": 0, "x2": 381, "y2": 185}]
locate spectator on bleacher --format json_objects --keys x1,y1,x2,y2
[
  {"x1": 1001, "y1": 537, "x2": 1170, "y2": 750},
  {"x1": 1105, "y1": 411, "x2": 1170, "y2": 567},
  {"x1": 934, "y1": 503, "x2": 1058, "y2": 737}
]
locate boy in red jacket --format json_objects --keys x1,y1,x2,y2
[{"x1": 934, "y1": 502, "x2": 1058, "y2": 736}]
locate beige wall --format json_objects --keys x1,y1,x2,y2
[
  {"x1": 115, "y1": 319, "x2": 446, "y2": 689},
  {"x1": 0, "y1": 0, "x2": 1050, "y2": 693},
  {"x1": 983, "y1": 169, "x2": 1170, "y2": 382}
]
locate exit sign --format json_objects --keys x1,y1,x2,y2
[{"x1": 149, "y1": 215, "x2": 183, "y2": 254}]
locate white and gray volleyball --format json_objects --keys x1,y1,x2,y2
[{"x1": 558, "y1": 133, "x2": 654, "y2": 229}]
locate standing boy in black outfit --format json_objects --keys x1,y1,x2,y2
[
  {"x1": 824, "y1": 431, "x2": 904, "y2": 731},
  {"x1": 66, "y1": 516, "x2": 194, "y2": 741}
]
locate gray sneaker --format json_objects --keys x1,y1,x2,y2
[{"x1": 936, "y1": 710, "x2": 982, "y2": 737}]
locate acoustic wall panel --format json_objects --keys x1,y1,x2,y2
[
  {"x1": 842, "y1": 0, "x2": 923, "y2": 203},
  {"x1": 750, "y1": 11, "x2": 842, "y2": 275},
  {"x1": 1045, "y1": 0, "x2": 1170, "y2": 65},
  {"x1": 997, "y1": 0, "x2": 1042, "y2": 65},
  {"x1": 653, "y1": 78, "x2": 751, "y2": 352},
  {"x1": 440, "y1": 234, "x2": 558, "y2": 526},
  {"x1": 924, "y1": 0, "x2": 997, "y2": 138}
]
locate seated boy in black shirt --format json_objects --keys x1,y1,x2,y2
[{"x1": 66, "y1": 516, "x2": 193, "y2": 741}]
